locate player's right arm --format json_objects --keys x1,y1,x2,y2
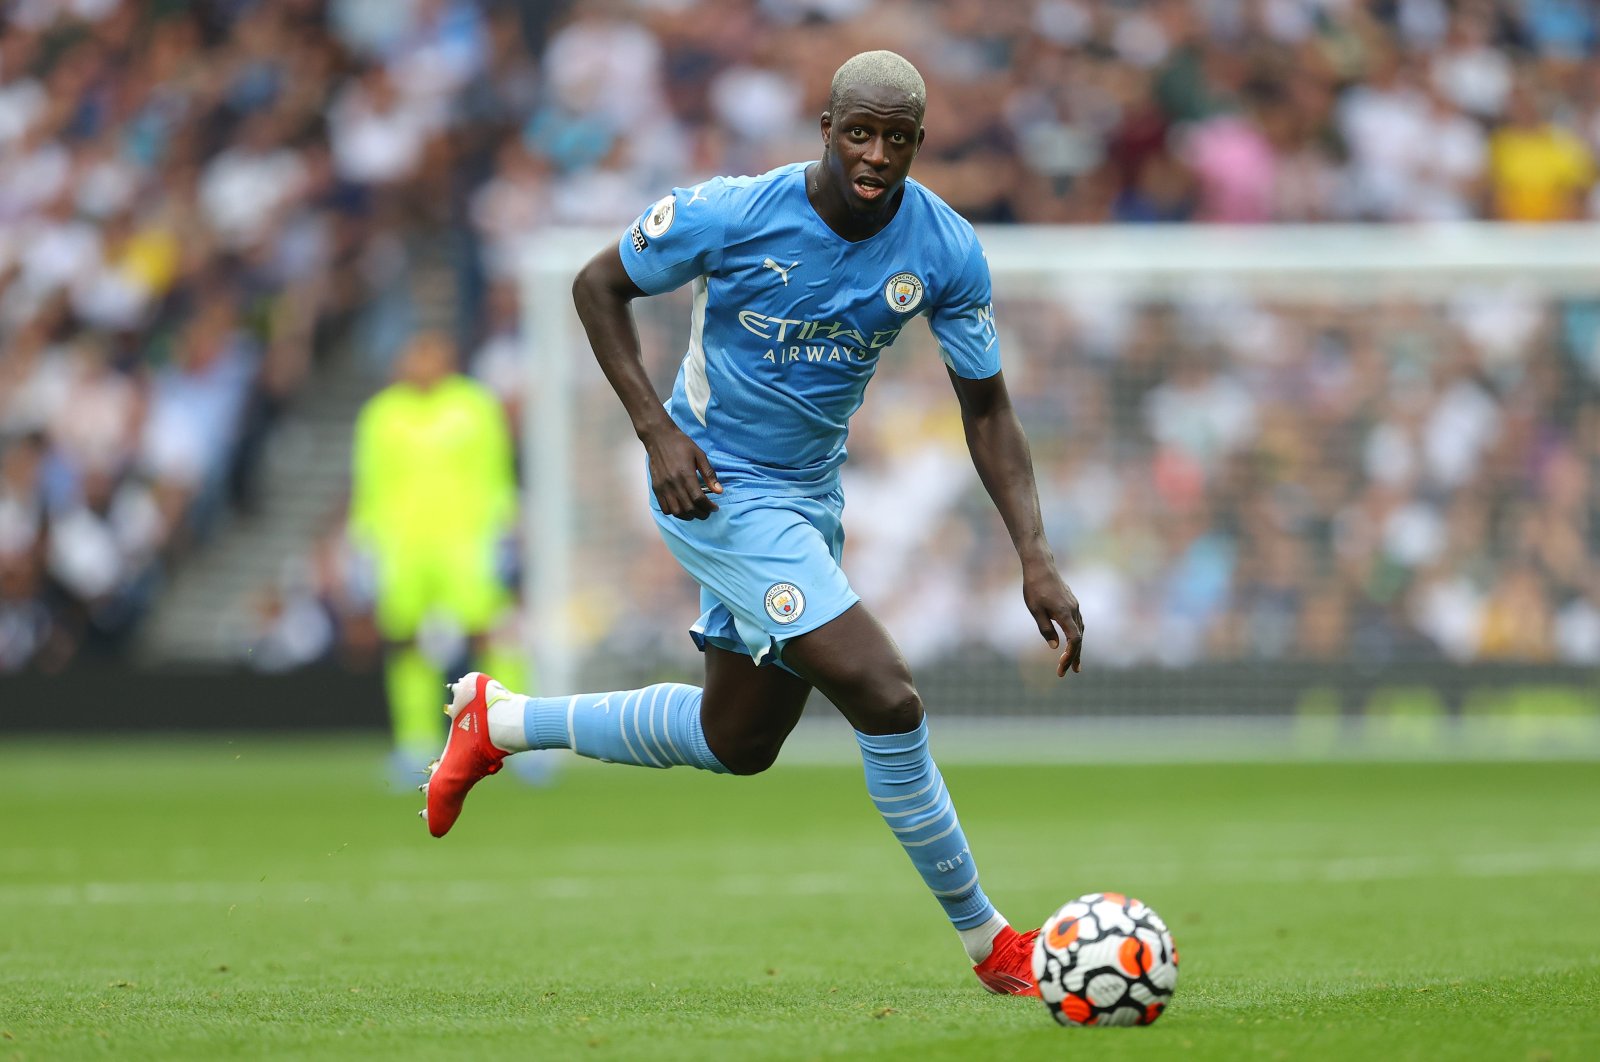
[
  {"x1": 572, "y1": 246, "x2": 722, "y2": 521},
  {"x1": 574, "y1": 184, "x2": 733, "y2": 520}
]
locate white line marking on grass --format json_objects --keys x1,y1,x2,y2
[
  {"x1": 0, "y1": 874, "x2": 861, "y2": 907},
  {"x1": 1022, "y1": 845, "x2": 1600, "y2": 889},
  {"x1": 5, "y1": 845, "x2": 1600, "y2": 908}
]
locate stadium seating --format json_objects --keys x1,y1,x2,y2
[{"x1": 1, "y1": 0, "x2": 1596, "y2": 675}]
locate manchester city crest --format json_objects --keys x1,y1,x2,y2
[
  {"x1": 764, "y1": 582, "x2": 805, "y2": 624},
  {"x1": 884, "y1": 271, "x2": 924, "y2": 314}
]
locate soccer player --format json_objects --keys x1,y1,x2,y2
[
  {"x1": 349, "y1": 331, "x2": 528, "y2": 778},
  {"x1": 421, "y1": 51, "x2": 1084, "y2": 996}
]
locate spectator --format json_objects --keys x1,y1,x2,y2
[
  {"x1": 0, "y1": 3, "x2": 461, "y2": 672},
  {"x1": 1488, "y1": 82, "x2": 1597, "y2": 221},
  {"x1": 5, "y1": 0, "x2": 1600, "y2": 682},
  {"x1": 329, "y1": 65, "x2": 443, "y2": 187}
]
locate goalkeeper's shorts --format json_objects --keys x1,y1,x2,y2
[{"x1": 371, "y1": 538, "x2": 506, "y2": 641}]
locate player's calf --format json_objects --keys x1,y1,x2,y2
[{"x1": 424, "y1": 678, "x2": 732, "y2": 793}]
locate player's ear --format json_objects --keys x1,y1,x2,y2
[
  {"x1": 915, "y1": 126, "x2": 926, "y2": 154},
  {"x1": 820, "y1": 111, "x2": 832, "y2": 144}
]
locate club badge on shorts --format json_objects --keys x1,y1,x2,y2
[
  {"x1": 884, "y1": 271, "x2": 924, "y2": 314},
  {"x1": 764, "y1": 582, "x2": 805, "y2": 624}
]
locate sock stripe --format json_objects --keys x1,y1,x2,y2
[
  {"x1": 899, "y1": 818, "x2": 961, "y2": 848},
  {"x1": 868, "y1": 778, "x2": 938, "y2": 804},
  {"x1": 615, "y1": 692, "x2": 646, "y2": 766},
  {"x1": 932, "y1": 869, "x2": 981, "y2": 898},
  {"x1": 658, "y1": 685, "x2": 684, "y2": 761},
  {"x1": 888, "y1": 797, "x2": 954, "y2": 834},
  {"x1": 565, "y1": 695, "x2": 580, "y2": 754},
  {"x1": 642, "y1": 687, "x2": 658, "y2": 763},
  {"x1": 637, "y1": 689, "x2": 666, "y2": 768},
  {"x1": 639, "y1": 693, "x2": 666, "y2": 767},
  {"x1": 617, "y1": 694, "x2": 656, "y2": 767},
  {"x1": 645, "y1": 685, "x2": 669, "y2": 765},
  {"x1": 879, "y1": 782, "x2": 949, "y2": 819},
  {"x1": 625, "y1": 691, "x2": 645, "y2": 763}
]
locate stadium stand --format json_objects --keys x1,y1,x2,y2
[{"x1": 1, "y1": 0, "x2": 1597, "y2": 677}]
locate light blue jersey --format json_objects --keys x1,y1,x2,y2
[
  {"x1": 619, "y1": 162, "x2": 1001, "y2": 496},
  {"x1": 619, "y1": 163, "x2": 1001, "y2": 668},
  {"x1": 492, "y1": 163, "x2": 1004, "y2": 940},
  {"x1": 506, "y1": 162, "x2": 1005, "y2": 937}
]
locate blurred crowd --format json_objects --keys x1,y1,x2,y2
[
  {"x1": 506, "y1": 283, "x2": 1600, "y2": 679},
  {"x1": 2, "y1": 0, "x2": 1599, "y2": 674},
  {"x1": 0, "y1": 0, "x2": 489, "y2": 670},
  {"x1": 841, "y1": 290, "x2": 1600, "y2": 669}
]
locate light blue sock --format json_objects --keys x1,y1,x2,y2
[
  {"x1": 857, "y1": 719, "x2": 998, "y2": 930},
  {"x1": 519, "y1": 684, "x2": 729, "y2": 773}
]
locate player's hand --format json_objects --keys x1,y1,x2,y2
[
  {"x1": 1023, "y1": 563, "x2": 1084, "y2": 677},
  {"x1": 643, "y1": 424, "x2": 723, "y2": 520}
]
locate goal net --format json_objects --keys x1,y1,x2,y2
[{"x1": 520, "y1": 224, "x2": 1600, "y2": 755}]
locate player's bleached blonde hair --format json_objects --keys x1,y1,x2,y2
[{"x1": 828, "y1": 50, "x2": 926, "y2": 116}]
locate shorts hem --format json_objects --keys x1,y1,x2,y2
[
  {"x1": 768, "y1": 590, "x2": 859, "y2": 659},
  {"x1": 688, "y1": 591, "x2": 860, "y2": 670}
]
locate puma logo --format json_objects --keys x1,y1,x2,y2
[{"x1": 761, "y1": 257, "x2": 799, "y2": 286}]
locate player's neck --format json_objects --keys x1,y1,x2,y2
[{"x1": 805, "y1": 162, "x2": 904, "y2": 242}]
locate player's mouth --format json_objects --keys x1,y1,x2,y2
[{"x1": 853, "y1": 174, "x2": 887, "y2": 201}]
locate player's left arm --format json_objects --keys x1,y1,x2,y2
[
  {"x1": 948, "y1": 368, "x2": 1084, "y2": 677},
  {"x1": 930, "y1": 232, "x2": 1083, "y2": 676}
]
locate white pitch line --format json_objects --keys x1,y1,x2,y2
[{"x1": 4, "y1": 845, "x2": 1599, "y2": 907}]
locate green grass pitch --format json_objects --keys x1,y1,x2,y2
[{"x1": 2, "y1": 736, "x2": 1597, "y2": 1060}]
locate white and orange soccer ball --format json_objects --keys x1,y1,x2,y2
[{"x1": 1032, "y1": 892, "x2": 1179, "y2": 1027}]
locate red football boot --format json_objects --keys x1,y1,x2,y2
[
  {"x1": 419, "y1": 672, "x2": 511, "y2": 838},
  {"x1": 973, "y1": 925, "x2": 1042, "y2": 996}
]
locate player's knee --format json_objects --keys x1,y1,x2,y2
[
  {"x1": 846, "y1": 675, "x2": 924, "y2": 736},
  {"x1": 869, "y1": 686, "x2": 924, "y2": 735},
  {"x1": 714, "y1": 735, "x2": 784, "y2": 776}
]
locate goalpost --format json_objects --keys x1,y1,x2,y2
[{"x1": 520, "y1": 223, "x2": 1600, "y2": 759}]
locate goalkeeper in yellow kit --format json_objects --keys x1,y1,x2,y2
[{"x1": 349, "y1": 331, "x2": 528, "y2": 776}]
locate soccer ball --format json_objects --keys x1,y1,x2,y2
[{"x1": 1032, "y1": 892, "x2": 1179, "y2": 1027}]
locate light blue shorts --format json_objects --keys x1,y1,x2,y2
[{"x1": 649, "y1": 483, "x2": 859, "y2": 669}]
